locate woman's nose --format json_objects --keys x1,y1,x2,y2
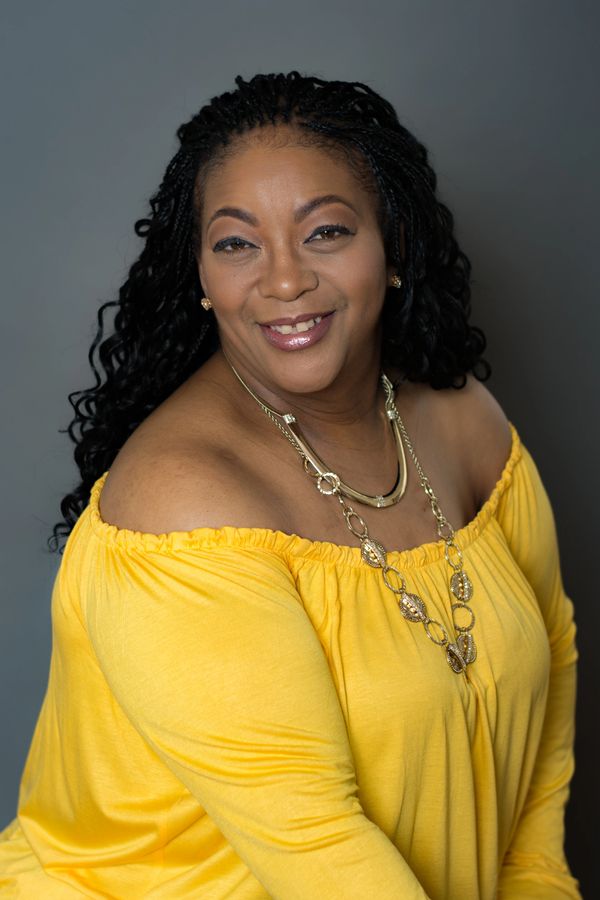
[{"x1": 258, "y1": 248, "x2": 319, "y2": 302}]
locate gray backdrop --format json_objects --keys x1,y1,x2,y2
[{"x1": 1, "y1": 1, "x2": 597, "y2": 895}]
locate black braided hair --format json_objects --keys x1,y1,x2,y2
[{"x1": 49, "y1": 71, "x2": 489, "y2": 552}]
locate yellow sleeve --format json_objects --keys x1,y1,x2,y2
[
  {"x1": 495, "y1": 445, "x2": 581, "y2": 899},
  {"x1": 84, "y1": 540, "x2": 429, "y2": 899}
]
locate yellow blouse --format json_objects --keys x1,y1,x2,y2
[{"x1": 0, "y1": 424, "x2": 580, "y2": 898}]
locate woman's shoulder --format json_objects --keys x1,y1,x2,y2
[
  {"x1": 399, "y1": 373, "x2": 514, "y2": 509},
  {"x1": 97, "y1": 371, "x2": 283, "y2": 536},
  {"x1": 446, "y1": 375, "x2": 513, "y2": 506},
  {"x1": 99, "y1": 448, "x2": 252, "y2": 538}
]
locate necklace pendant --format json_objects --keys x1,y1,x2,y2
[
  {"x1": 457, "y1": 633, "x2": 477, "y2": 665},
  {"x1": 398, "y1": 591, "x2": 427, "y2": 622},
  {"x1": 451, "y1": 571, "x2": 473, "y2": 602},
  {"x1": 446, "y1": 642, "x2": 467, "y2": 674},
  {"x1": 360, "y1": 538, "x2": 387, "y2": 568}
]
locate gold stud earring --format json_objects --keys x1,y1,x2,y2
[
  {"x1": 200, "y1": 297, "x2": 212, "y2": 311},
  {"x1": 390, "y1": 274, "x2": 402, "y2": 289}
]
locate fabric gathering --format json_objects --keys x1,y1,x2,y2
[{"x1": 0, "y1": 424, "x2": 580, "y2": 898}]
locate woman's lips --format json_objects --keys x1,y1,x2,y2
[{"x1": 259, "y1": 311, "x2": 335, "y2": 351}]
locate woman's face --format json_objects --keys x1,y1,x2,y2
[{"x1": 197, "y1": 127, "x2": 392, "y2": 397}]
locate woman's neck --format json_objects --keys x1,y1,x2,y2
[{"x1": 219, "y1": 348, "x2": 393, "y2": 457}]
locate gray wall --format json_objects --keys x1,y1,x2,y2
[{"x1": 1, "y1": 1, "x2": 597, "y2": 895}]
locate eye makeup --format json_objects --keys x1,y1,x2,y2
[{"x1": 212, "y1": 223, "x2": 355, "y2": 254}]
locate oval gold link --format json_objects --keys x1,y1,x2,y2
[
  {"x1": 344, "y1": 508, "x2": 368, "y2": 539},
  {"x1": 451, "y1": 602, "x2": 475, "y2": 633},
  {"x1": 444, "y1": 541, "x2": 464, "y2": 571},
  {"x1": 430, "y1": 500, "x2": 445, "y2": 520},
  {"x1": 382, "y1": 565, "x2": 407, "y2": 595},
  {"x1": 437, "y1": 520, "x2": 454, "y2": 541},
  {"x1": 423, "y1": 618, "x2": 449, "y2": 646},
  {"x1": 303, "y1": 457, "x2": 319, "y2": 478}
]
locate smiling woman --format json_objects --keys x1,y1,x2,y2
[
  {"x1": 197, "y1": 135, "x2": 390, "y2": 394},
  {"x1": 0, "y1": 72, "x2": 580, "y2": 898}
]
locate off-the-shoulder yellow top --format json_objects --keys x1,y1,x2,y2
[{"x1": 0, "y1": 425, "x2": 580, "y2": 898}]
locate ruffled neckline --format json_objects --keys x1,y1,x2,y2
[{"x1": 86, "y1": 423, "x2": 522, "y2": 569}]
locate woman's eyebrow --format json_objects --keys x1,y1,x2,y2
[
  {"x1": 294, "y1": 194, "x2": 357, "y2": 222},
  {"x1": 206, "y1": 195, "x2": 357, "y2": 230},
  {"x1": 207, "y1": 207, "x2": 258, "y2": 228}
]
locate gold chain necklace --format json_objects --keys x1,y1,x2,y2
[
  {"x1": 228, "y1": 364, "x2": 407, "y2": 508},
  {"x1": 226, "y1": 360, "x2": 477, "y2": 675}
]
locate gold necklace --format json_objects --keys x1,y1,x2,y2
[
  {"x1": 226, "y1": 359, "x2": 477, "y2": 675},
  {"x1": 227, "y1": 363, "x2": 407, "y2": 508}
]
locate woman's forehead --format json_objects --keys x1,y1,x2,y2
[{"x1": 198, "y1": 128, "x2": 377, "y2": 220}]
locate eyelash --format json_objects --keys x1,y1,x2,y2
[{"x1": 212, "y1": 224, "x2": 353, "y2": 254}]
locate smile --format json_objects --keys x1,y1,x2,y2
[
  {"x1": 268, "y1": 316, "x2": 323, "y2": 335},
  {"x1": 259, "y1": 311, "x2": 335, "y2": 352}
]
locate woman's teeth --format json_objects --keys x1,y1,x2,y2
[{"x1": 269, "y1": 316, "x2": 322, "y2": 335}]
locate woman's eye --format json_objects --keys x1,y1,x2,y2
[
  {"x1": 307, "y1": 224, "x2": 353, "y2": 243},
  {"x1": 212, "y1": 226, "x2": 353, "y2": 253},
  {"x1": 212, "y1": 237, "x2": 253, "y2": 253}
]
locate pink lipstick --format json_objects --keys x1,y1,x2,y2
[{"x1": 259, "y1": 311, "x2": 334, "y2": 351}]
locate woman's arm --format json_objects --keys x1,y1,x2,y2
[
  {"x1": 86, "y1": 541, "x2": 429, "y2": 899},
  {"x1": 495, "y1": 444, "x2": 581, "y2": 899}
]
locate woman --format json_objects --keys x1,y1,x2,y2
[{"x1": 0, "y1": 72, "x2": 579, "y2": 898}]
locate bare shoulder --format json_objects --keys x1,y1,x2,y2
[
  {"x1": 99, "y1": 447, "x2": 263, "y2": 536},
  {"x1": 437, "y1": 375, "x2": 513, "y2": 504},
  {"x1": 401, "y1": 374, "x2": 513, "y2": 508},
  {"x1": 98, "y1": 384, "x2": 278, "y2": 537}
]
